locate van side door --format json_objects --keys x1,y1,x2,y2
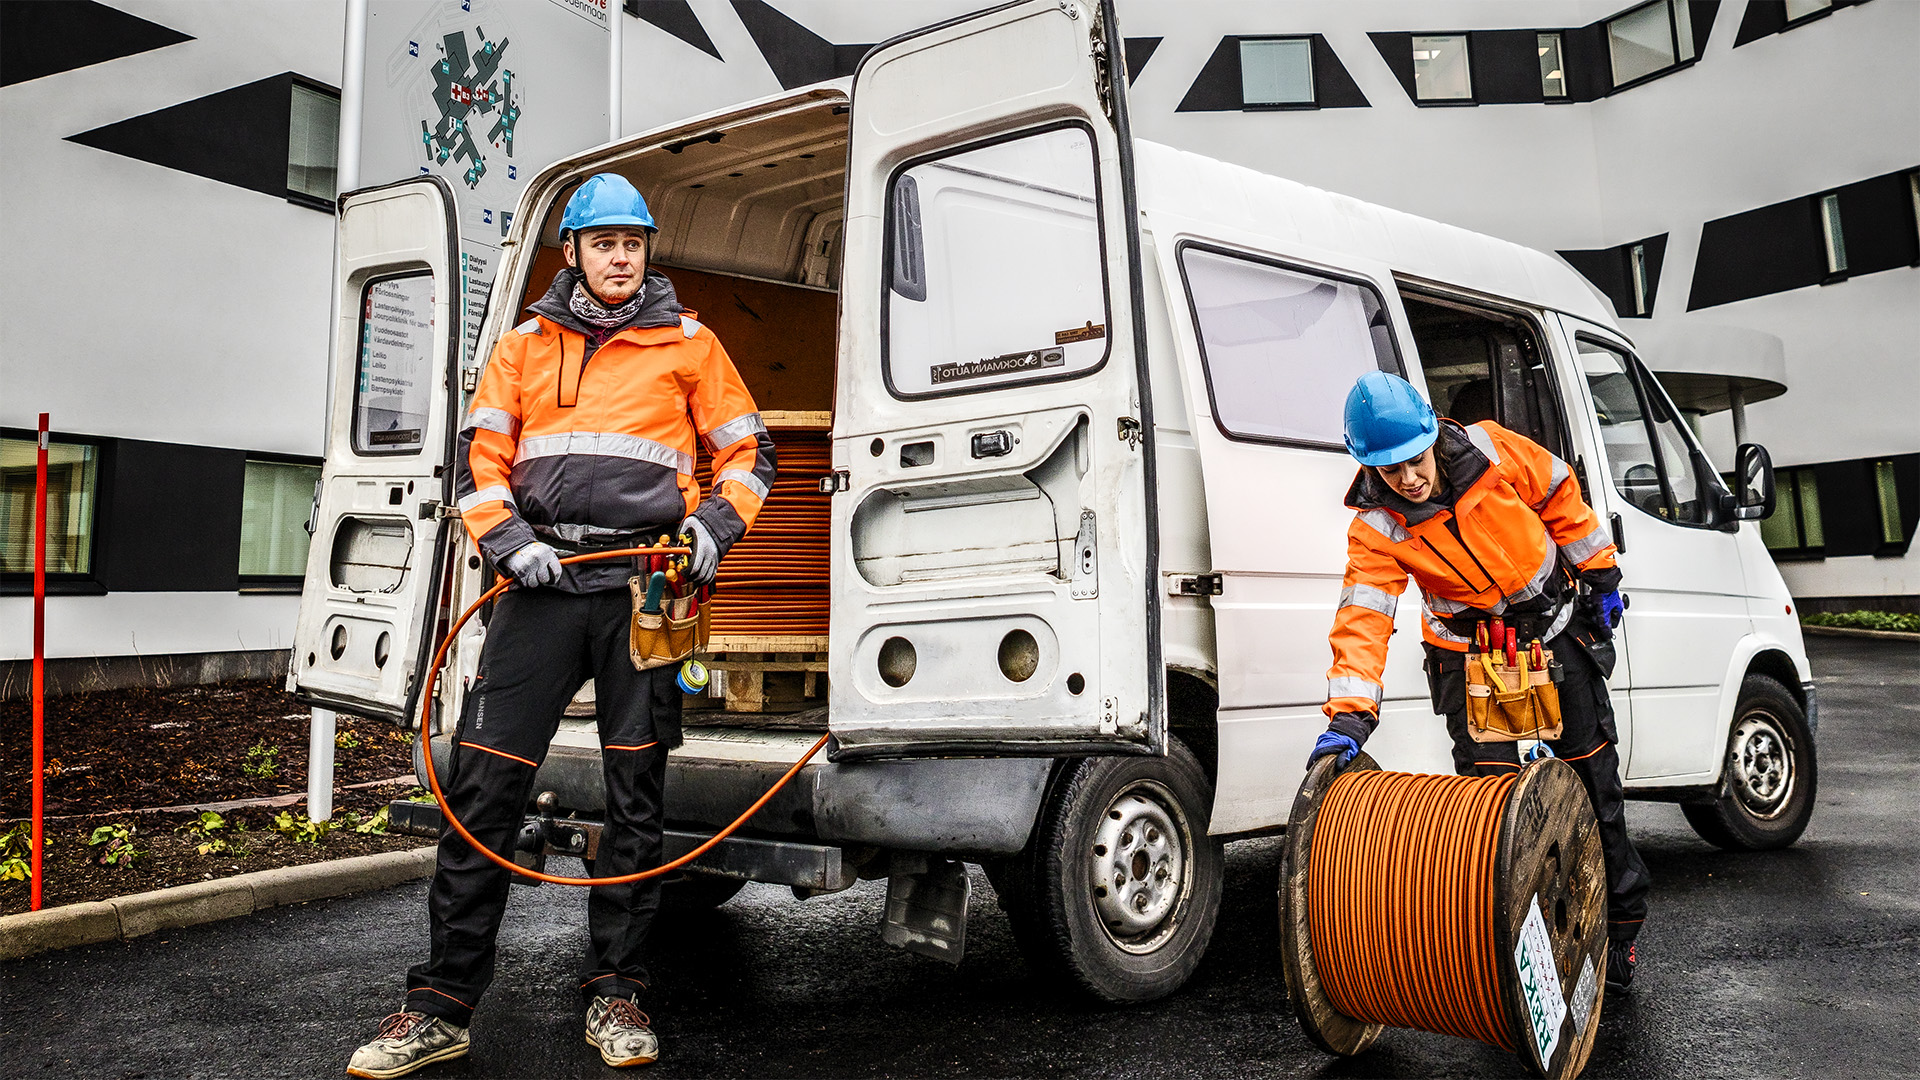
[
  {"x1": 1559, "y1": 318, "x2": 1748, "y2": 783},
  {"x1": 289, "y1": 177, "x2": 462, "y2": 725},
  {"x1": 830, "y1": 0, "x2": 1161, "y2": 759}
]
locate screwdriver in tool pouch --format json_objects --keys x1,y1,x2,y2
[
  {"x1": 1474, "y1": 621, "x2": 1489, "y2": 653},
  {"x1": 1506, "y1": 627, "x2": 1519, "y2": 669},
  {"x1": 642, "y1": 571, "x2": 667, "y2": 615}
]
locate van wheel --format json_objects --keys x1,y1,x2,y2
[
  {"x1": 577, "y1": 860, "x2": 748, "y2": 911},
  {"x1": 988, "y1": 738, "x2": 1224, "y2": 1003},
  {"x1": 1681, "y1": 675, "x2": 1817, "y2": 851}
]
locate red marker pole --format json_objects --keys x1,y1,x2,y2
[{"x1": 31, "y1": 413, "x2": 49, "y2": 910}]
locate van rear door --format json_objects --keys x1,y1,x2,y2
[
  {"x1": 289, "y1": 177, "x2": 462, "y2": 725},
  {"x1": 829, "y1": 0, "x2": 1160, "y2": 759}
]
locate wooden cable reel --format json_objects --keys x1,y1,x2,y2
[{"x1": 1278, "y1": 753, "x2": 1609, "y2": 1079}]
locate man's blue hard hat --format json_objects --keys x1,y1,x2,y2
[
  {"x1": 1344, "y1": 371, "x2": 1439, "y2": 467},
  {"x1": 560, "y1": 173, "x2": 655, "y2": 237}
]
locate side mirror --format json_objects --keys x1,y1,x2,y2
[{"x1": 1734, "y1": 443, "x2": 1776, "y2": 521}]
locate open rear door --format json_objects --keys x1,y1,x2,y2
[
  {"x1": 289, "y1": 177, "x2": 462, "y2": 725},
  {"x1": 829, "y1": 0, "x2": 1161, "y2": 760}
]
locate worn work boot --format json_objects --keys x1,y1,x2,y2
[
  {"x1": 1606, "y1": 941, "x2": 1637, "y2": 991},
  {"x1": 585, "y1": 995, "x2": 660, "y2": 1067},
  {"x1": 345, "y1": 1011, "x2": 471, "y2": 1078}
]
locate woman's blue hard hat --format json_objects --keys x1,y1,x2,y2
[
  {"x1": 561, "y1": 173, "x2": 655, "y2": 237},
  {"x1": 1344, "y1": 371, "x2": 1439, "y2": 467}
]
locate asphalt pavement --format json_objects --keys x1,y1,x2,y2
[{"x1": 4, "y1": 636, "x2": 1914, "y2": 1079}]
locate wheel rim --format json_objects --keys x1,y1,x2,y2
[
  {"x1": 1089, "y1": 779, "x2": 1192, "y2": 954},
  {"x1": 1729, "y1": 711, "x2": 1796, "y2": 820}
]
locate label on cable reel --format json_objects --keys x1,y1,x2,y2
[
  {"x1": 1569, "y1": 955, "x2": 1597, "y2": 1036},
  {"x1": 1514, "y1": 894, "x2": 1568, "y2": 1064}
]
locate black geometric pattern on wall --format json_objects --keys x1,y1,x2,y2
[
  {"x1": 1557, "y1": 234, "x2": 1667, "y2": 319},
  {"x1": 1178, "y1": 34, "x2": 1369, "y2": 111},
  {"x1": 66, "y1": 73, "x2": 296, "y2": 200},
  {"x1": 731, "y1": 0, "x2": 871, "y2": 90},
  {"x1": 1, "y1": 0, "x2": 192, "y2": 87},
  {"x1": 625, "y1": 0, "x2": 722, "y2": 61},
  {"x1": 1124, "y1": 37, "x2": 1163, "y2": 82}
]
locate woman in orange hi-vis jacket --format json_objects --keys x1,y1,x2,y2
[
  {"x1": 1310, "y1": 371, "x2": 1649, "y2": 993},
  {"x1": 348, "y1": 175, "x2": 775, "y2": 1078}
]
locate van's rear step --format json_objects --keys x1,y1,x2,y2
[{"x1": 387, "y1": 799, "x2": 856, "y2": 892}]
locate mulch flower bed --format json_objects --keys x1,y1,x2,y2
[{"x1": 1, "y1": 680, "x2": 429, "y2": 915}]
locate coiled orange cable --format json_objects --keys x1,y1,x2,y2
[{"x1": 1308, "y1": 769, "x2": 1518, "y2": 1052}]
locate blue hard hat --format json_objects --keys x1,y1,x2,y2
[
  {"x1": 1344, "y1": 371, "x2": 1439, "y2": 467},
  {"x1": 560, "y1": 173, "x2": 655, "y2": 237}
]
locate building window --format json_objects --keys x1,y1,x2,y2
[
  {"x1": 0, "y1": 435, "x2": 99, "y2": 576},
  {"x1": 1538, "y1": 32, "x2": 1568, "y2": 98},
  {"x1": 239, "y1": 460, "x2": 321, "y2": 581},
  {"x1": 1761, "y1": 467, "x2": 1824, "y2": 556},
  {"x1": 1412, "y1": 35, "x2": 1473, "y2": 101},
  {"x1": 1179, "y1": 245, "x2": 1403, "y2": 450},
  {"x1": 288, "y1": 81, "x2": 340, "y2": 205},
  {"x1": 1817, "y1": 192, "x2": 1849, "y2": 277},
  {"x1": 1783, "y1": 0, "x2": 1834, "y2": 23},
  {"x1": 1608, "y1": 0, "x2": 1696, "y2": 87},
  {"x1": 1628, "y1": 243, "x2": 1652, "y2": 314},
  {"x1": 1239, "y1": 38, "x2": 1315, "y2": 106},
  {"x1": 1874, "y1": 460, "x2": 1903, "y2": 546}
]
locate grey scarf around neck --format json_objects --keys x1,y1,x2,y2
[{"x1": 568, "y1": 280, "x2": 647, "y2": 331}]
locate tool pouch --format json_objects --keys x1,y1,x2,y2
[
  {"x1": 628, "y1": 578, "x2": 709, "y2": 671},
  {"x1": 1465, "y1": 652, "x2": 1564, "y2": 742}
]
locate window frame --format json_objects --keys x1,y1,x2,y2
[
  {"x1": 1605, "y1": 0, "x2": 1700, "y2": 93},
  {"x1": 0, "y1": 428, "x2": 109, "y2": 595},
  {"x1": 1398, "y1": 284, "x2": 1577, "y2": 466},
  {"x1": 1410, "y1": 32, "x2": 1477, "y2": 105},
  {"x1": 1816, "y1": 191, "x2": 1850, "y2": 281},
  {"x1": 237, "y1": 451, "x2": 324, "y2": 592},
  {"x1": 1176, "y1": 239, "x2": 1408, "y2": 453},
  {"x1": 1575, "y1": 334, "x2": 1731, "y2": 531},
  {"x1": 351, "y1": 269, "x2": 441, "y2": 455},
  {"x1": 1782, "y1": 0, "x2": 1838, "y2": 29},
  {"x1": 286, "y1": 74, "x2": 341, "y2": 213},
  {"x1": 1761, "y1": 466, "x2": 1827, "y2": 559},
  {"x1": 1236, "y1": 35, "x2": 1319, "y2": 110},
  {"x1": 1537, "y1": 31, "x2": 1569, "y2": 99},
  {"x1": 879, "y1": 120, "x2": 1115, "y2": 402}
]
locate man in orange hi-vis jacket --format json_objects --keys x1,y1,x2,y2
[
  {"x1": 1310, "y1": 371, "x2": 1649, "y2": 994},
  {"x1": 348, "y1": 174, "x2": 775, "y2": 1079}
]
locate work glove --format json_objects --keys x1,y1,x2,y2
[
  {"x1": 499, "y1": 541, "x2": 562, "y2": 589},
  {"x1": 1594, "y1": 589, "x2": 1626, "y2": 629},
  {"x1": 679, "y1": 516, "x2": 720, "y2": 587},
  {"x1": 1307, "y1": 730, "x2": 1361, "y2": 770}
]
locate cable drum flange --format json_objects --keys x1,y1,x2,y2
[{"x1": 1278, "y1": 754, "x2": 1609, "y2": 1080}]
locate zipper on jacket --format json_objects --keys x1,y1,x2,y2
[{"x1": 558, "y1": 333, "x2": 581, "y2": 408}]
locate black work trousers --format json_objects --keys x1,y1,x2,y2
[
  {"x1": 405, "y1": 586, "x2": 680, "y2": 1026},
  {"x1": 1424, "y1": 621, "x2": 1651, "y2": 943}
]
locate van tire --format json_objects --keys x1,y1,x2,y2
[
  {"x1": 1681, "y1": 675, "x2": 1817, "y2": 851},
  {"x1": 988, "y1": 738, "x2": 1224, "y2": 1004}
]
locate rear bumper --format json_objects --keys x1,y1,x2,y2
[{"x1": 428, "y1": 727, "x2": 1052, "y2": 856}]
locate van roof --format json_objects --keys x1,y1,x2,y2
[{"x1": 1132, "y1": 140, "x2": 1619, "y2": 327}]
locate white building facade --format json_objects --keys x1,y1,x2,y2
[{"x1": 2, "y1": 0, "x2": 1913, "y2": 691}]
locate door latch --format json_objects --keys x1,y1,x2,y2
[
  {"x1": 420, "y1": 501, "x2": 459, "y2": 520},
  {"x1": 1168, "y1": 573, "x2": 1223, "y2": 597},
  {"x1": 818, "y1": 469, "x2": 850, "y2": 494},
  {"x1": 1116, "y1": 416, "x2": 1142, "y2": 449},
  {"x1": 1071, "y1": 510, "x2": 1099, "y2": 599}
]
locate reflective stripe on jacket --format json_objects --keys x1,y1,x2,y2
[
  {"x1": 454, "y1": 268, "x2": 777, "y2": 592},
  {"x1": 1323, "y1": 419, "x2": 1617, "y2": 720}
]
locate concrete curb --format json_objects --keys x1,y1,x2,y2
[
  {"x1": 0, "y1": 846, "x2": 436, "y2": 962},
  {"x1": 1802, "y1": 624, "x2": 1920, "y2": 642}
]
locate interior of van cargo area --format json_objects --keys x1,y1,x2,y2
[{"x1": 516, "y1": 99, "x2": 849, "y2": 732}]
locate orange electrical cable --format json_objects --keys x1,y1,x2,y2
[
  {"x1": 1308, "y1": 769, "x2": 1519, "y2": 1052},
  {"x1": 416, "y1": 545, "x2": 831, "y2": 888}
]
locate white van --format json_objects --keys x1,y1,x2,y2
[{"x1": 291, "y1": 0, "x2": 1815, "y2": 1003}]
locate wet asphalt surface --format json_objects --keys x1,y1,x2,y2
[{"x1": 4, "y1": 636, "x2": 1915, "y2": 1079}]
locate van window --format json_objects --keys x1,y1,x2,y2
[
  {"x1": 353, "y1": 273, "x2": 436, "y2": 455},
  {"x1": 883, "y1": 125, "x2": 1109, "y2": 398},
  {"x1": 1178, "y1": 246, "x2": 1400, "y2": 449},
  {"x1": 1401, "y1": 293, "x2": 1568, "y2": 460},
  {"x1": 1579, "y1": 339, "x2": 1716, "y2": 526}
]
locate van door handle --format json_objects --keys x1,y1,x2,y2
[
  {"x1": 1610, "y1": 512, "x2": 1627, "y2": 554},
  {"x1": 818, "y1": 469, "x2": 850, "y2": 494}
]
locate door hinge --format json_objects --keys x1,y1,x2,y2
[
  {"x1": 1086, "y1": 2, "x2": 1114, "y2": 121},
  {"x1": 1168, "y1": 573, "x2": 1222, "y2": 597},
  {"x1": 421, "y1": 501, "x2": 459, "y2": 520},
  {"x1": 818, "y1": 469, "x2": 850, "y2": 494},
  {"x1": 1100, "y1": 695, "x2": 1119, "y2": 734},
  {"x1": 1116, "y1": 416, "x2": 1142, "y2": 449}
]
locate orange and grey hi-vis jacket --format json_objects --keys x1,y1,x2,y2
[
  {"x1": 453, "y1": 268, "x2": 777, "y2": 593},
  {"x1": 1323, "y1": 419, "x2": 1619, "y2": 724}
]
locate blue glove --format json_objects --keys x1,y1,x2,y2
[
  {"x1": 1595, "y1": 589, "x2": 1625, "y2": 628},
  {"x1": 1308, "y1": 730, "x2": 1360, "y2": 769}
]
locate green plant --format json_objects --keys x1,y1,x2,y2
[
  {"x1": 88, "y1": 823, "x2": 144, "y2": 868},
  {"x1": 388, "y1": 730, "x2": 416, "y2": 746},
  {"x1": 354, "y1": 806, "x2": 392, "y2": 835},
  {"x1": 188, "y1": 811, "x2": 229, "y2": 856},
  {"x1": 0, "y1": 822, "x2": 32, "y2": 881},
  {"x1": 1802, "y1": 610, "x2": 1920, "y2": 633},
  {"x1": 241, "y1": 740, "x2": 281, "y2": 779},
  {"x1": 335, "y1": 729, "x2": 363, "y2": 750},
  {"x1": 405, "y1": 787, "x2": 439, "y2": 805},
  {"x1": 271, "y1": 811, "x2": 330, "y2": 844}
]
